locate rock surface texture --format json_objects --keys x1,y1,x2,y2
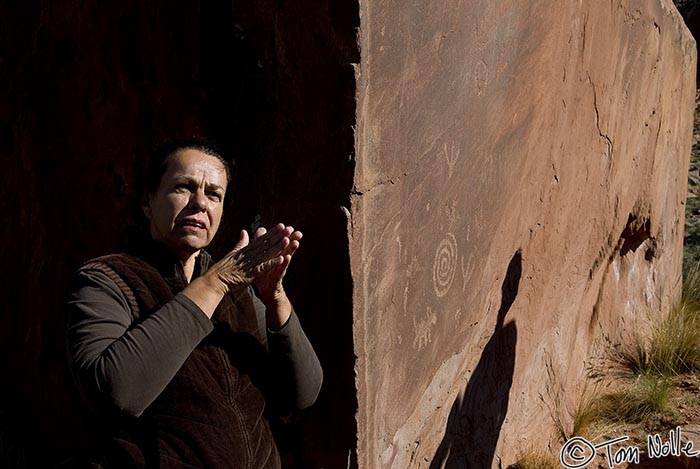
[{"x1": 351, "y1": 0, "x2": 695, "y2": 467}]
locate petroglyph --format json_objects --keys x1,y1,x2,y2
[
  {"x1": 403, "y1": 284, "x2": 410, "y2": 316},
  {"x1": 443, "y1": 141, "x2": 460, "y2": 178},
  {"x1": 413, "y1": 307, "x2": 438, "y2": 351},
  {"x1": 475, "y1": 59, "x2": 489, "y2": 95},
  {"x1": 474, "y1": 207, "x2": 485, "y2": 230},
  {"x1": 461, "y1": 253, "x2": 476, "y2": 291},
  {"x1": 444, "y1": 198, "x2": 458, "y2": 223},
  {"x1": 403, "y1": 256, "x2": 419, "y2": 315},
  {"x1": 433, "y1": 233, "x2": 458, "y2": 297}
]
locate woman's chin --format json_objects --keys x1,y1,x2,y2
[{"x1": 163, "y1": 237, "x2": 209, "y2": 260}]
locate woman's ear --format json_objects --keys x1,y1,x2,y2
[{"x1": 142, "y1": 195, "x2": 152, "y2": 220}]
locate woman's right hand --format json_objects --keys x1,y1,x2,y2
[{"x1": 203, "y1": 223, "x2": 294, "y2": 295}]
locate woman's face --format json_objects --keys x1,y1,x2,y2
[{"x1": 143, "y1": 149, "x2": 228, "y2": 261}]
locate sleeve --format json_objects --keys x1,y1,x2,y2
[
  {"x1": 66, "y1": 269, "x2": 214, "y2": 418},
  {"x1": 250, "y1": 293, "x2": 323, "y2": 413}
]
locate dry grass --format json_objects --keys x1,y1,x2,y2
[
  {"x1": 569, "y1": 386, "x2": 608, "y2": 439},
  {"x1": 646, "y1": 303, "x2": 700, "y2": 375},
  {"x1": 564, "y1": 374, "x2": 671, "y2": 443},
  {"x1": 589, "y1": 374, "x2": 671, "y2": 424},
  {"x1": 561, "y1": 262, "x2": 700, "y2": 446},
  {"x1": 611, "y1": 262, "x2": 700, "y2": 378},
  {"x1": 683, "y1": 261, "x2": 700, "y2": 305},
  {"x1": 508, "y1": 448, "x2": 559, "y2": 469}
]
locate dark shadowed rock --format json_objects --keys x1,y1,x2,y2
[{"x1": 350, "y1": 0, "x2": 695, "y2": 467}]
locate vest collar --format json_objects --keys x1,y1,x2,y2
[{"x1": 126, "y1": 231, "x2": 212, "y2": 291}]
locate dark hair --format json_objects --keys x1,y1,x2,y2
[{"x1": 145, "y1": 137, "x2": 232, "y2": 195}]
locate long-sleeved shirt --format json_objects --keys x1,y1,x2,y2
[{"x1": 65, "y1": 239, "x2": 322, "y2": 468}]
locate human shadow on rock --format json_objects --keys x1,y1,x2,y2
[{"x1": 431, "y1": 250, "x2": 521, "y2": 469}]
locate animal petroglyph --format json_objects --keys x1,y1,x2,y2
[{"x1": 433, "y1": 233, "x2": 458, "y2": 297}]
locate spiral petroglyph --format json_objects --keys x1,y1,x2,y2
[{"x1": 433, "y1": 233, "x2": 458, "y2": 297}]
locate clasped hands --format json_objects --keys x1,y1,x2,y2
[{"x1": 204, "y1": 223, "x2": 301, "y2": 328}]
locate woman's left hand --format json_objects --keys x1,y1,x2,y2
[{"x1": 252, "y1": 225, "x2": 302, "y2": 328}]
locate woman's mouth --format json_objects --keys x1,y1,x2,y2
[{"x1": 179, "y1": 220, "x2": 206, "y2": 231}]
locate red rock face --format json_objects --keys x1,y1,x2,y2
[{"x1": 351, "y1": 0, "x2": 695, "y2": 467}]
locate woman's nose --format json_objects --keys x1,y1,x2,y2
[{"x1": 189, "y1": 189, "x2": 207, "y2": 210}]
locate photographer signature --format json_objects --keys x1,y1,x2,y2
[{"x1": 559, "y1": 427, "x2": 698, "y2": 468}]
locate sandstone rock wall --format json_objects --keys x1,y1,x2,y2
[{"x1": 351, "y1": 0, "x2": 696, "y2": 467}]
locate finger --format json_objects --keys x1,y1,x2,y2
[
  {"x1": 281, "y1": 239, "x2": 300, "y2": 257},
  {"x1": 245, "y1": 225, "x2": 292, "y2": 258},
  {"x1": 260, "y1": 254, "x2": 291, "y2": 287},
  {"x1": 288, "y1": 230, "x2": 303, "y2": 243},
  {"x1": 251, "y1": 255, "x2": 285, "y2": 278},
  {"x1": 281, "y1": 254, "x2": 292, "y2": 271},
  {"x1": 247, "y1": 224, "x2": 285, "y2": 248},
  {"x1": 247, "y1": 236, "x2": 290, "y2": 264},
  {"x1": 232, "y1": 230, "x2": 249, "y2": 251},
  {"x1": 279, "y1": 231, "x2": 301, "y2": 256},
  {"x1": 247, "y1": 223, "x2": 285, "y2": 247},
  {"x1": 262, "y1": 223, "x2": 286, "y2": 239},
  {"x1": 275, "y1": 254, "x2": 292, "y2": 281}
]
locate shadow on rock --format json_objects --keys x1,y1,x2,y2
[{"x1": 431, "y1": 250, "x2": 521, "y2": 469}]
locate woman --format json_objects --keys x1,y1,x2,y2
[{"x1": 66, "y1": 139, "x2": 322, "y2": 468}]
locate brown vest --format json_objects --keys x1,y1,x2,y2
[{"x1": 80, "y1": 253, "x2": 280, "y2": 469}]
